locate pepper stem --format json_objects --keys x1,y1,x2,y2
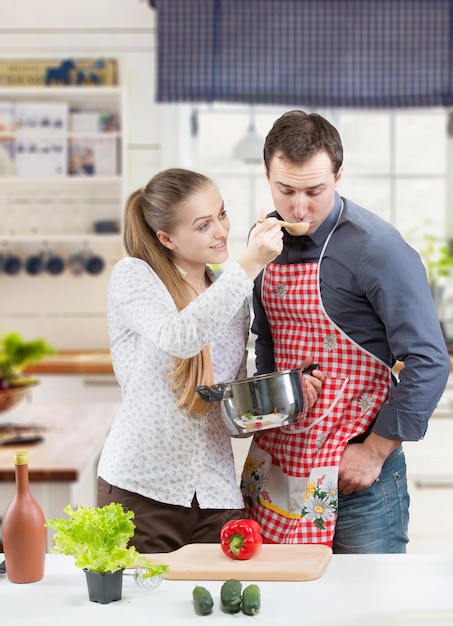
[{"x1": 229, "y1": 534, "x2": 244, "y2": 555}]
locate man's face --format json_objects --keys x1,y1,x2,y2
[{"x1": 266, "y1": 149, "x2": 343, "y2": 235}]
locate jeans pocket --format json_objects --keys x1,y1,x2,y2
[
  {"x1": 393, "y1": 460, "x2": 410, "y2": 539},
  {"x1": 334, "y1": 446, "x2": 409, "y2": 553}
]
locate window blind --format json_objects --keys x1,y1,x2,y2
[{"x1": 152, "y1": 0, "x2": 453, "y2": 108}]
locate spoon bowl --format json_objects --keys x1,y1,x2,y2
[
  {"x1": 278, "y1": 220, "x2": 310, "y2": 236},
  {"x1": 257, "y1": 217, "x2": 309, "y2": 236}
]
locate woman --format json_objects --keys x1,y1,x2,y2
[{"x1": 97, "y1": 168, "x2": 322, "y2": 552}]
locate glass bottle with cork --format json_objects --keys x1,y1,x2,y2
[{"x1": 1, "y1": 450, "x2": 46, "y2": 583}]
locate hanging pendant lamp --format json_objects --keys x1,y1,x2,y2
[{"x1": 232, "y1": 109, "x2": 264, "y2": 164}]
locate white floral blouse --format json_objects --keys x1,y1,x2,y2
[{"x1": 97, "y1": 257, "x2": 252, "y2": 509}]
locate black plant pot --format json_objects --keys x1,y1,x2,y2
[{"x1": 84, "y1": 569, "x2": 123, "y2": 604}]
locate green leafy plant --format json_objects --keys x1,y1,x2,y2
[
  {"x1": 0, "y1": 331, "x2": 55, "y2": 387},
  {"x1": 45, "y1": 503, "x2": 169, "y2": 577},
  {"x1": 418, "y1": 234, "x2": 453, "y2": 288}
]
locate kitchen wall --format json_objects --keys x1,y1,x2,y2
[{"x1": 0, "y1": 0, "x2": 165, "y2": 349}]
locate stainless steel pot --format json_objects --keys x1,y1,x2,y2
[{"x1": 195, "y1": 368, "x2": 307, "y2": 435}]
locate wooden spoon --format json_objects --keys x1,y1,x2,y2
[{"x1": 258, "y1": 218, "x2": 310, "y2": 236}]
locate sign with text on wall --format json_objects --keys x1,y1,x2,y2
[{"x1": 0, "y1": 59, "x2": 118, "y2": 87}]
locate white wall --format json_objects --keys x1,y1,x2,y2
[{"x1": 2, "y1": 0, "x2": 153, "y2": 28}]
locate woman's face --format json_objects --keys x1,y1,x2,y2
[{"x1": 158, "y1": 182, "x2": 230, "y2": 271}]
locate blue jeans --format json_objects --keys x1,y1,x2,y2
[{"x1": 332, "y1": 445, "x2": 410, "y2": 553}]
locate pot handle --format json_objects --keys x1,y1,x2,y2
[{"x1": 195, "y1": 384, "x2": 226, "y2": 403}]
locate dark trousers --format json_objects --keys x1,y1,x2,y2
[{"x1": 97, "y1": 477, "x2": 243, "y2": 553}]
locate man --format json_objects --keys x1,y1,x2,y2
[{"x1": 241, "y1": 110, "x2": 450, "y2": 553}]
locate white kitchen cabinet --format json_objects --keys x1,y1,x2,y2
[
  {"x1": 29, "y1": 373, "x2": 121, "y2": 404},
  {"x1": 404, "y1": 414, "x2": 453, "y2": 553},
  {"x1": 406, "y1": 480, "x2": 453, "y2": 553}
]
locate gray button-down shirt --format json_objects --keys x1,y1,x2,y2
[{"x1": 252, "y1": 193, "x2": 450, "y2": 441}]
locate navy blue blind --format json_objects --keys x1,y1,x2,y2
[{"x1": 153, "y1": 0, "x2": 453, "y2": 107}]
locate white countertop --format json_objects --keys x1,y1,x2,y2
[{"x1": 2, "y1": 553, "x2": 453, "y2": 625}]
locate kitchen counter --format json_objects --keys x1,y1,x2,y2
[
  {"x1": 25, "y1": 350, "x2": 114, "y2": 375},
  {"x1": 25, "y1": 351, "x2": 453, "y2": 377},
  {"x1": 0, "y1": 396, "x2": 118, "y2": 541},
  {"x1": 1, "y1": 553, "x2": 452, "y2": 625}
]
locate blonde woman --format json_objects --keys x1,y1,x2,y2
[{"x1": 97, "y1": 168, "x2": 323, "y2": 553}]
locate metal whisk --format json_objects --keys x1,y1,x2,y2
[{"x1": 124, "y1": 567, "x2": 164, "y2": 590}]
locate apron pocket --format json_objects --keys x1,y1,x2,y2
[{"x1": 282, "y1": 376, "x2": 349, "y2": 434}]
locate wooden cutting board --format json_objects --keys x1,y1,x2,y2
[{"x1": 146, "y1": 543, "x2": 332, "y2": 581}]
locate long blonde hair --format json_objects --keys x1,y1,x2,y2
[{"x1": 123, "y1": 168, "x2": 215, "y2": 415}]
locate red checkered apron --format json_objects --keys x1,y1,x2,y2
[{"x1": 241, "y1": 239, "x2": 392, "y2": 545}]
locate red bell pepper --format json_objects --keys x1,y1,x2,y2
[{"x1": 220, "y1": 519, "x2": 263, "y2": 560}]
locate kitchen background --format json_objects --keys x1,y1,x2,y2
[
  {"x1": 1, "y1": 0, "x2": 452, "y2": 553},
  {"x1": 1, "y1": 0, "x2": 453, "y2": 349}
]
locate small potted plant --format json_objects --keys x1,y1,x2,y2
[
  {"x1": 0, "y1": 331, "x2": 55, "y2": 412},
  {"x1": 45, "y1": 503, "x2": 169, "y2": 604},
  {"x1": 417, "y1": 234, "x2": 453, "y2": 313},
  {"x1": 419, "y1": 234, "x2": 453, "y2": 285}
]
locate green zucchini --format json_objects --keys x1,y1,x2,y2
[
  {"x1": 220, "y1": 578, "x2": 242, "y2": 613},
  {"x1": 242, "y1": 583, "x2": 261, "y2": 615},
  {"x1": 192, "y1": 585, "x2": 214, "y2": 615}
]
